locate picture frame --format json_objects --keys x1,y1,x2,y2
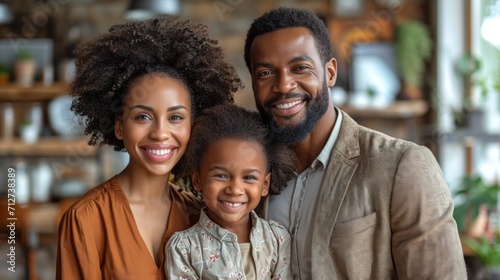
[{"x1": 331, "y1": 0, "x2": 365, "y2": 18}]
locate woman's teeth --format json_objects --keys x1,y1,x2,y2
[{"x1": 146, "y1": 149, "x2": 171, "y2": 156}]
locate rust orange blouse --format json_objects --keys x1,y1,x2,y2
[{"x1": 56, "y1": 176, "x2": 201, "y2": 280}]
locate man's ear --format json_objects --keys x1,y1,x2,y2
[
  {"x1": 261, "y1": 173, "x2": 271, "y2": 197},
  {"x1": 191, "y1": 172, "x2": 202, "y2": 192},
  {"x1": 115, "y1": 117, "x2": 124, "y2": 140},
  {"x1": 325, "y1": 58, "x2": 337, "y2": 88}
]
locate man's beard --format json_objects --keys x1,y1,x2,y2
[{"x1": 257, "y1": 81, "x2": 330, "y2": 145}]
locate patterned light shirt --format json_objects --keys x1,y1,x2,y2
[{"x1": 165, "y1": 209, "x2": 291, "y2": 280}]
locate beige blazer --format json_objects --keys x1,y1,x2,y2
[{"x1": 257, "y1": 110, "x2": 467, "y2": 279}]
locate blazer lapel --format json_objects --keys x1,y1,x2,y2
[{"x1": 313, "y1": 110, "x2": 360, "y2": 238}]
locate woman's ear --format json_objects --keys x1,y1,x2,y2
[
  {"x1": 261, "y1": 173, "x2": 270, "y2": 197},
  {"x1": 115, "y1": 117, "x2": 124, "y2": 140},
  {"x1": 191, "y1": 172, "x2": 202, "y2": 192}
]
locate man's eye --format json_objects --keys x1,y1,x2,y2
[
  {"x1": 257, "y1": 70, "x2": 273, "y2": 77},
  {"x1": 294, "y1": 65, "x2": 310, "y2": 71}
]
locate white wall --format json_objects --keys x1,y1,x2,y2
[{"x1": 437, "y1": 0, "x2": 500, "y2": 192}]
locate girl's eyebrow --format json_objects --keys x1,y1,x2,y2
[{"x1": 209, "y1": 165, "x2": 263, "y2": 174}]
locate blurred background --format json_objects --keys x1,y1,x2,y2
[{"x1": 0, "y1": 0, "x2": 499, "y2": 279}]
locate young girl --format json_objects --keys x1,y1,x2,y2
[
  {"x1": 56, "y1": 17, "x2": 241, "y2": 279},
  {"x1": 165, "y1": 104, "x2": 296, "y2": 279}
]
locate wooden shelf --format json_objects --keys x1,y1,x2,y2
[
  {"x1": 340, "y1": 100, "x2": 429, "y2": 119},
  {"x1": 0, "y1": 82, "x2": 70, "y2": 102},
  {"x1": 0, "y1": 136, "x2": 97, "y2": 157},
  {"x1": 439, "y1": 130, "x2": 500, "y2": 143}
]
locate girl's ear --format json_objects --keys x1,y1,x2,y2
[
  {"x1": 261, "y1": 173, "x2": 271, "y2": 197},
  {"x1": 115, "y1": 117, "x2": 124, "y2": 140},
  {"x1": 191, "y1": 172, "x2": 202, "y2": 192}
]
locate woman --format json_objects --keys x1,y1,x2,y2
[{"x1": 56, "y1": 16, "x2": 241, "y2": 279}]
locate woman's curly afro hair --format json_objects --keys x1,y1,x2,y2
[
  {"x1": 71, "y1": 16, "x2": 242, "y2": 151},
  {"x1": 175, "y1": 104, "x2": 297, "y2": 195}
]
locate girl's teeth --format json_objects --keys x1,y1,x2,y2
[
  {"x1": 146, "y1": 149, "x2": 171, "y2": 155},
  {"x1": 223, "y1": 201, "x2": 242, "y2": 207},
  {"x1": 275, "y1": 100, "x2": 301, "y2": 109}
]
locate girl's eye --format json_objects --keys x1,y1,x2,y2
[
  {"x1": 243, "y1": 175, "x2": 258, "y2": 181},
  {"x1": 213, "y1": 173, "x2": 229, "y2": 179}
]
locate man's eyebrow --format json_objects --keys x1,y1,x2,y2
[
  {"x1": 289, "y1": 55, "x2": 314, "y2": 64},
  {"x1": 253, "y1": 55, "x2": 314, "y2": 69}
]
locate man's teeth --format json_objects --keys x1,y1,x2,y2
[
  {"x1": 275, "y1": 100, "x2": 302, "y2": 109},
  {"x1": 222, "y1": 201, "x2": 243, "y2": 207},
  {"x1": 146, "y1": 149, "x2": 171, "y2": 155}
]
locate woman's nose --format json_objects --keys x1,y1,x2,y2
[{"x1": 150, "y1": 120, "x2": 170, "y2": 140}]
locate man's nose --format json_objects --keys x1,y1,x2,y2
[{"x1": 273, "y1": 71, "x2": 297, "y2": 93}]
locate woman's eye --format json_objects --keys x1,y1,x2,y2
[
  {"x1": 135, "y1": 114, "x2": 152, "y2": 121},
  {"x1": 169, "y1": 115, "x2": 184, "y2": 122}
]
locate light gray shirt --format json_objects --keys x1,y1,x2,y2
[{"x1": 268, "y1": 108, "x2": 342, "y2": 280}]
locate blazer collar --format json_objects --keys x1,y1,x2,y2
[
  {"x1": 335, "y1": 109, "x2": 361, "y2": 161},
  {"x1": 312, "y1": 109, "x2": 360, "y2": 244}
]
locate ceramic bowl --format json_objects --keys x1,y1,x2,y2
[{"x1": 48, "y1": 95, "x2": 86, "y2": 138}]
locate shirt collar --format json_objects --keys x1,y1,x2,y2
[
  {"x1": 313, "y1": 107, "x2": 343, "y2": 169},
  {"x1": 198, "y1": 207, "x2": 261, "y2": 242}
]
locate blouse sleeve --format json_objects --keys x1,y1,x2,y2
[
  {"x1": 269, "y1": 220, "x2": 292, "y2": 280},
  {"x1": 165, "y1": 232, "x2": 200, "y2": 280},
  {"x1": 56, "y1": 207, "x2": 101, "y2": 280}
]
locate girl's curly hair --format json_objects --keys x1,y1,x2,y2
[
  {"x1": 175, "y1": 104, "x2": 297, "y2": 195},
  {"x1": 70, "y1": 16, "x2": 242, "y2": 151}
]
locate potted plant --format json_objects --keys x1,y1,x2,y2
[
  {"x1": 0, "y1": 62, "x2": 9, "y2": 84},
  {"x1": 452, "y1": 51, "x2": 500, "y2": 130},
  {"x1": 454, "y1": 176, "x2": 500, "y2": 279},
  {"x1": 453, "y1": 176, "x2": 499, "y2": 233},
  {"x1": 463, "y1": 233, "x2": 500, "y2": 280},
  {"x1": 19, "y1": 120, "x2": 39, "y2": 144},
  {"x1": 14, "y1": 49, "x2": 36, "y2": 87},
  {"x1": 395, "y1": 20, "x2": 433, "y2": 99}
]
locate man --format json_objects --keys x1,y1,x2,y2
[{"x1": 245, "y1": 7, "x2": 467, "y2": 279}]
